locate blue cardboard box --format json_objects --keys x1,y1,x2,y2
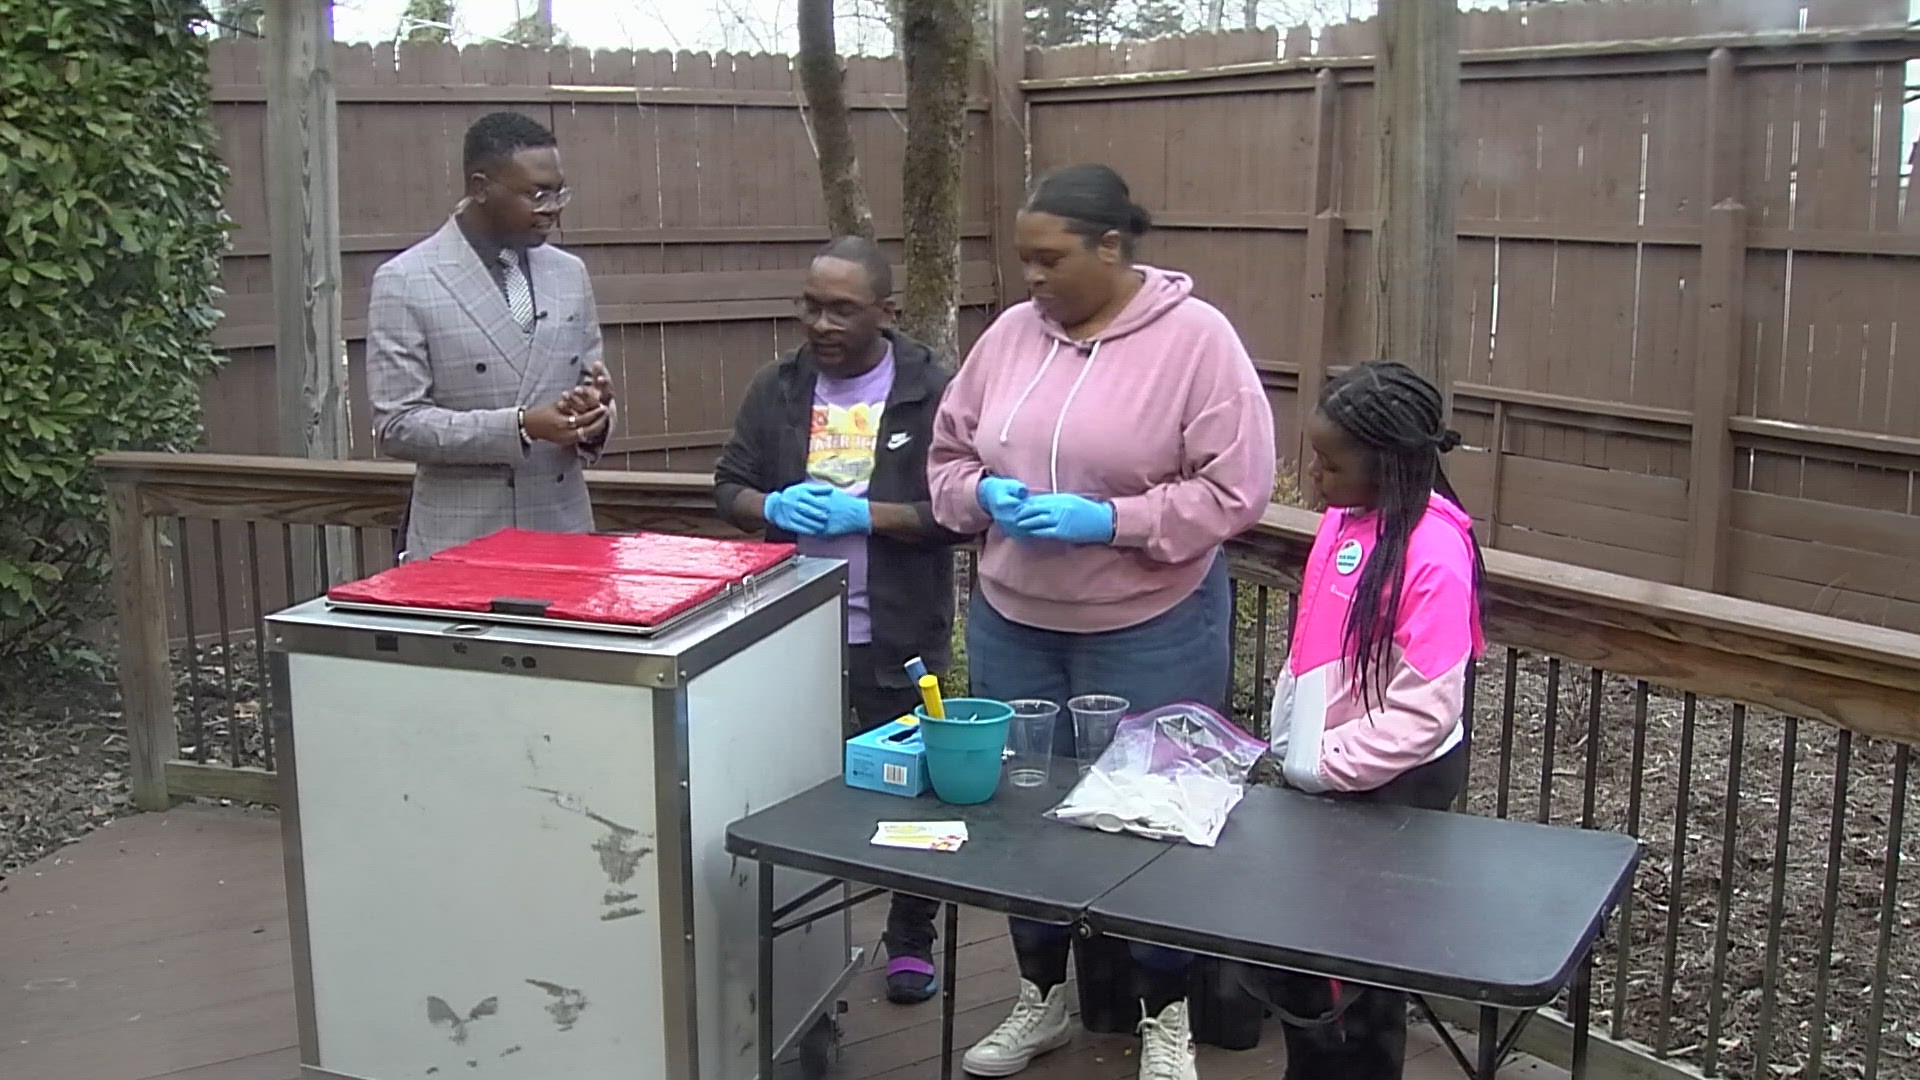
[{"x1": 845, "y1": 719, "x2": 929, "y2": 797}]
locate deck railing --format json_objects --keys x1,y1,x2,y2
[{"x1": 98, "y1": 451, "x2": 1919, "y2": 1080}]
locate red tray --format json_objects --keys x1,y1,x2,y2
[
  {"x1": 431, "y1": 528, "x2": 795, "y2": 584},
  {"x1": 326, "y1": 559, "x2": 729, "y2": 630}
]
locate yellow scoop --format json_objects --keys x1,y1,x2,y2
[{"x1": 916, "y1": 674, "x2": 946, "y2": 720}]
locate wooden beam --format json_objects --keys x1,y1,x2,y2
[
  {"x1": 106, "y1": 478, "x2": 176, "y2": 811},
  {"x1": 211, "y1": 83, "x2": 992, "y2": 111},
  {"x1": 1372, "y1": 0, "x2": 1460, "y2": 400},
  {"x1": 986, "y1": 0, "x2": 1030, "y2": 312},
  {"x1": 1684, "y1": 48, "x2": 1747, "y2": 592},
  {"x1": 1484, "y1": 400, "x2": 1508, "y2": 550},
  {"x1": 210, "y1": 280, "x2": 1002, "y2": 350},
  {"x1": 1293, "y1": 68, "x2": 1343, "y2": 497},
  {"x1": 266, "y1": 0, "x2": 353, "y2": 593},
  {"x1": 166, "y1": 760, "x2": 280, "y2": 806},
  {"x1": 1144, "y1": 211, "x2": 1920, "y2": 259},
  {"x1": 266, "y1": 0, "x2": 348, "y2": 464},
  {"x1": 222, "y1": 222, "x2": 998, "y2": 259},
  {"x1": 1019, "y1": 25, "x2": 1920, "y2": 93}
]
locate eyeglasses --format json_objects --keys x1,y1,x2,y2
[
  {"x1": 793, "y1": 296, "x2": 876, "y2": 327},
  {"x1": 521, "y1": 186, "x2": 571, "y2": 212}
]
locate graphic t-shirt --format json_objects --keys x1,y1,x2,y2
[{"x1": 802, "y1": 346, "x2": 895, "y2": 644}]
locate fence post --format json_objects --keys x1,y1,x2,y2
[
  {"x1": 1294, "y1": 68, "x2": 1343, "y2": 499},
  {"x1": 1685, "y1": 48, "x2": 1747, "y2": 592},
  {"x1": 267, "y1": 2, "x2": 354, "y2": 584},
  {"x1": 1372, "y1": 0, "x2": 1459, "y2": 403},
  {"x1": 986, "y1": 0, "x2": 1028, "y2": 313},
  {"x1": 106, "y1": 477, "x2": 176, "y2": 810}
]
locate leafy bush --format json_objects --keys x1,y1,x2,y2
[{"x1": 0, "y1": 1, "x2": 227, "y2": 678}]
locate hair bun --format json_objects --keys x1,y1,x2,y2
[
  {"x1": 1435, "y1": 429, "x2": 1463, "y2": 453},
  {"x1": 1127, "y1": 203, "x2": 1153, "y2": 235}
]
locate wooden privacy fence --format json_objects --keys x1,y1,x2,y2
[
  {"x1": 97, "y1": 449, "x2": 1920, "y2": 1080},
  {"x1": 203, "y1": 39, "x2": 1007, "y2": 471},
  {"x1": 1024, "y1": 1, "x2": 1920, "y2": 631},
  {"x1": 194, "y1": 6, "x2": 1920, "y2": 645},
  {"x1": 186, "y1": 38, "x2": 1016, "y2": 649},
  {"x1": 190, "y1": 5, "x2": 1920, "y2": 645}
]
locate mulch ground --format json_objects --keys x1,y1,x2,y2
[
  {"x1": 0, "y1": 639, "x2": 267, "y2": 882},
  {"x1": 1, "y1": 672, "x2": 131, "y2": 883},
  {"x1": 4, "y1": 637, "x2": 1916, "y2": 1079}
]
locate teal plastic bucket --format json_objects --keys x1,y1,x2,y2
[{"x1": 913, "y1": 698, "x2": 1014, "y2": 805}]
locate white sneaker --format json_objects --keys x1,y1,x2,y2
[
  {"x1": 1136, "y1": 999, "x2": 1198, "y2": 1080},
  {"x1": 961, "y1": 979, "x2": 1072, "y2": 1077}
]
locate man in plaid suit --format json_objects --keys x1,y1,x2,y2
[{"x1": 369, "y1": 112, "x2": 615, "y2": 559}]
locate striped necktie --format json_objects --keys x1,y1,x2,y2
[{"x1": 498, "y1": 248, "x2": 535, "y2": 332}]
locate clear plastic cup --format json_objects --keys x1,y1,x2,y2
[
  {"x1": 1068, "y1": 694, "x2": 1129, "y2": 777},
  {"x1": 1004, "y1": 699, "x2": 1060, "y2": 788}
]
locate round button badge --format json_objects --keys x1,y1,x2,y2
[{"x1": 1335, "y1": 538, "x2": 1364, "y2": 575}]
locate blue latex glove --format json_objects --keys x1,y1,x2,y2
[
  {"x1": 818, "y1": 485, "x2": 872, "y2": 537},
  {"x1": 763, "y1": 483, "x2": 831, "y2": 536},
  {"x1": 1012, "y1": 493, "x2": 1115, "y2": 545},
  {"x1": 976, "y1": 476, "x2": 1031, "y2": 535}
]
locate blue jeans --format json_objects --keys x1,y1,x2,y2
[{"x1": 968, "y1": 553, "x2": 1231, "y2": 996}]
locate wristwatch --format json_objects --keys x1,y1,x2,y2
[{"x1": 517, "y1": 406, "x2": 531, "y2": 448}]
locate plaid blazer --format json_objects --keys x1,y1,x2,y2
[{"x1": 367, "y1": 218, "x2": 611, "y2": 559}]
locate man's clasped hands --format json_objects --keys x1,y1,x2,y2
[{"x1": 521, "y1": 361, "x2": 617, "y2": 447}]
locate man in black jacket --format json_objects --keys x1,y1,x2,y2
[{"x1": 714, "y1": 236, "x2": 969, "y2": 1004}]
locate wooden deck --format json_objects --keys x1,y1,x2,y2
[{"x1": 0, "y1": 808, "x2": 1563, "y2": 1080}]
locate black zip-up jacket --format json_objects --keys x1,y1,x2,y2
[{"x1": 713, "y1": 331, "x2": 971, "y2": 683}]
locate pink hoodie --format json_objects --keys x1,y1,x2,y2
[
  {"x1": 1270, "y1": 494, "x2": 1485, "y2": 793},
  {"x1": 928, "y1": 266, "x2": 1276, "y2": 633}
]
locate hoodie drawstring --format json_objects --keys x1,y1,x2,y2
[
  {"x1": 998, "y1": 338, "x2": 1060, "y2": 449},
  {"x1": 1048, "y1": 341, "x2": 1100, "y2": 493}
]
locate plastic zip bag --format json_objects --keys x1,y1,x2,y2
[{"x1": 1046, "y1": 703, "x2": 1266, "y2": 847}]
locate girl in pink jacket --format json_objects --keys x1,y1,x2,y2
[{"x1": 1264, "y1": 359, "x2": 1487, "y2": 1079}]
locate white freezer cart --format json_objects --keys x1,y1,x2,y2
[{"x1": 266, "y1": 556, "x2": 856, "y2": 1080}]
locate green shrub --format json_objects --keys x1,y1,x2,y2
[{"x1": 0, "y1": 1, "x2": 227, "y2": 678}]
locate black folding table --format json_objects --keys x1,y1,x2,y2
[
  {"x1": 1085, "y1": 786, "x2": 1641, "y2": 1080},
  {"x1": 725, "y1": 778, "x2": 1640, "y2": 1080},
  {"x1": 724, "y1": 775, "x2": 1169, "y2": 1080}
]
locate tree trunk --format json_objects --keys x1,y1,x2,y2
[
  {"x1": 797, "y1": 0, "x2": 876, "y2": 240},
  {"x1": 1372, "y1": 0, "x2": 1458, "y2": 404},
  {"x1": 1207, "y1": 0, "x2": 1227, "y2": 31},
  {"x1": 1242, "y1": 0, "x2": 1259, "y2": 31},
  {"x1": 898, "y1": 0, "x2": 975, "y2": 361}
]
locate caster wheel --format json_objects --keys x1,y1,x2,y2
[{"x1": 798, "y1": 1012, "x2": 840, "y2": 1079}]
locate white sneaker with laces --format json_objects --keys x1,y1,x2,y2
[
  {"x1": 1136, "y1": 999, "x2": 1199, "y2": 1080},
  {"x1": 961, "y1": 979, "x2": 1072, "y2": 1077}
]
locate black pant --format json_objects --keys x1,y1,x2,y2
[
  {"x1": 1257, "y1": 743, "x2": 1471, "y2": 1080},
  {"x1": 848, "y1": 645, "x2": 943, "y2": 964}
]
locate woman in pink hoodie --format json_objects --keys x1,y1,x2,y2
[
  {"x1": 1259, "y1": 360, "x2": 1486, "y2": 1079},
  {"x1": 929, "y1": 164, "x2": 1275, "y2": 1080}
]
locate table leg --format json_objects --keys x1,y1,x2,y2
[
  {"x1": 1570, "y1": 948, "x2": 1594, "y2": 1080},
  {"x1": 1477, "y1": 1006, "x2": 1500, "y2": 1080},
  {"x1": 758, "y1": 862, "x2": 775, "y2": 1080},
  {"x1": 940, "y1": 902, "x2": 960, "y2": 1080}
]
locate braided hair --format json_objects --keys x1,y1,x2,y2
[{"x1": 1319, "y1": 361, "x2": 1484, "y2": 714}]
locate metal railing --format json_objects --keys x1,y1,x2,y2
[{"x1": 99, "y1": 451, "x2": 1919, "y2": 1080}]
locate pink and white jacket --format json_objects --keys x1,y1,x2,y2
[{"x1": 1270, "y1": 494, "x2": 1485, "y2": 793}]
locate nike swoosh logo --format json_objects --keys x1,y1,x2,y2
[{"x1": 887, "y1": 433, "x2": 911, "y2": 450}]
